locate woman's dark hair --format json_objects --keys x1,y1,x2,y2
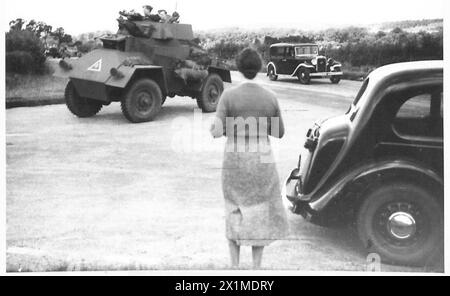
[{"x1": 236, "y1": 48, "x2": 262, "y2": 80}]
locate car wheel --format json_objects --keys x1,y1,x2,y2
[
  {"x1": 121, "y1": 78, "x2": 162, "y2": 123},
  {"x1": 297, "y1": 68, "x2": 310, "y2": 84},
  {"x1": 330, "y1": 76, "x2": 341, "y2": 84},
  {"x1": 268, "y1": 66, "x2": 278, "y2": 81},
  {"x1": 196, "y1": 74, "x2": 223, "y2": 113},
  {"x1": 65, "y1": 81, "x2": 102, "y2": 118},
  {"x1": 356, "y1": 182, "x2": 443, "y2": 266}
]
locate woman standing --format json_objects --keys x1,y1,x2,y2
[{"x1": 210, "y1": 48, "x2": 288, "y2": 269}]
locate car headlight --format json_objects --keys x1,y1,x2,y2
[{"x1": 311, "y1": 58, "x2": 317, "y2": 66}]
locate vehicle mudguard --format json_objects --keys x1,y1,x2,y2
[
  {"x1": 291, "y1": 63, "x2": 315, "y2": 76},
  {"x1": 308, "y1": 158, "x2": 443, "y2": 211},
  {"x1": 208, "y1": 66, "x2": 231, "y2": 83}
]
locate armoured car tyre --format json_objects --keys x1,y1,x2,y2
[
  {"x1": 197, "y1": 74, "x2": 224, "y2": 113},
  {"x1": 356, "y1": 182, "x2": 443, "y2": 266},
  {"x1": 121, "y1": 79, "x2": 162, "y2": 123},
  {"x1": 268, "y1": 66, "x2": 278, "y2": 81},
  {"x1": 330, "y1": 76, "x2": 341, "y2": 84},
  {"x1": 297, "y1": 68, "x2": 311, "y2": 84},
  {"x1": 65, "y1": 81, "x2": 102, "y2": 117}
]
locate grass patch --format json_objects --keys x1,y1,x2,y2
[{"x1": 6, "y1": 73, "x2": 67, "y2": 102}]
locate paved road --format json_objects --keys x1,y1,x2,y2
[{"x1": 6, "y1": 73, "x2": 441, "y2": 272}]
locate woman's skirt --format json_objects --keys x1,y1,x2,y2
[{"x1": 222, "y1": 139, "x2": 289, "y2": 246}]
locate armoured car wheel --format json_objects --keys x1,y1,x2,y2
[
  {"x1": 65, "y1": 81, "x2": 102, "y2": 118},
  {"x1": 330, "y1": 76, "x2": 341, "y2": 84},
  {"x1": 121, "y1": 79, "x2": 162, "y2": 123},
  {"x1": 197, "y1": 74, "x2": 224, "y2": 113},
  {"x1": 297, "y1": 68, "x2": 310, "y2": 84},
  {"x1": 268, "y1": 66, "x2": 278, "y2": 81},
  {"x1": 356, "y1": 182, "x2": 443, "y2": 266}
]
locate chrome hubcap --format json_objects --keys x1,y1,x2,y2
[
  {"x1": 387, "y1": 212, "x2": 416, "y2": 239},
  {"x1": 375, "y1": 201, "x2": 424, "y2": 247}
]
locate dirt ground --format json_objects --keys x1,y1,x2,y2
[{"x1": 5, "y1": 72, "x2": 443, "y2": 273}]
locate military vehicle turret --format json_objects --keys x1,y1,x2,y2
[{"x1": 55, "y1": 19, "x2": 231, "y2": 123}]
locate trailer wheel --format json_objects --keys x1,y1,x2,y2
[
  {"x1": 356, "y1": 182, "x2": 443, "y2": 266},
  {"x1": 197, "y1": 74, "x2": 224, "y2": 113},
  {"x1": 121, "y1": 79, "x2": 162, "y2": 123},
  {"x1": 65, "y1": 81, "x2": 102, "y2": 118},
  {"x1": 297, "y1": 68, "x2": 311, "y2": 84}
]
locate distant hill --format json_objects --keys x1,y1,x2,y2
[
  {"x1": 370, "y1": 19, "x2": 443, "y2": 33},
  {"x1": 195, "y1": 18, "x2": 443, "y2": 39}
]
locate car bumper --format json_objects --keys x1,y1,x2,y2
[
  {"x1": 281, "y1": 168, "x2": 317, "y2": 222},
  {"x1": 310, "y1": 71, "x2": 343, "y2": 78}
]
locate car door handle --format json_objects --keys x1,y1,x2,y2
[{"x1": 282, "y1": 59, "x2": 287, "y2": 61}]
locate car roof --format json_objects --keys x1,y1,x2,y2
[
  {"x1": 368, "y1": 60, "x2": 443, "y2": 86},
  {"x1": 270, "y1": 43, "x2": 318, "y2": 48}
]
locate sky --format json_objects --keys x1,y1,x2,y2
[{"x1": 2, "y1": 0, "x2": 446, "y2": 35}]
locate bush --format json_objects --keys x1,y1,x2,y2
[
  {"x1": 6, "y1": 51, "x2": 34, "y2": 74},
  {"x1": 5, "y1": 30, "x2": 46, "y2": 74}
]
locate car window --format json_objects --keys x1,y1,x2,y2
[
  {"x1": 393, "y1": 91, "x2": 443, "y2": 139},
  {"x1": 352, "y1": 78, "x2": 369, "y2": 107},
  {"x1": 287, "y1": 47, "x2": 295, "y2": 58},
  {"x1": 295, "y1": 46, "x2": 318, "y2": 56},
  {"x1": 270, "y1": 47, "x2": 285, "y2": 58},
  {"x1": 396, "y1": 94, "x2": 431, "y2": 118}
]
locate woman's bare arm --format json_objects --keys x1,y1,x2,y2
[{"x1": 270, "y1": 97, "x2": 285, "y2": 138}]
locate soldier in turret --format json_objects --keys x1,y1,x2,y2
[{"x1": 143, "y1": 5, "x2": 161, "y2": 22}]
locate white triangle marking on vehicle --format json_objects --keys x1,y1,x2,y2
[{"x1": 88, "y1": 59, "x2": 102, "y2": 72}]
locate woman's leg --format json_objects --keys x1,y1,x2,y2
[
  {"x1": 252, "y1": 246, "x2": 264, "y2": 269},
  {"x1": 228, "y1": 239, "x2": 240, "y2": 268}
]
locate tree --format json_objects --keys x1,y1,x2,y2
[
  {"x1": 9, "y1": 18, "x2": 25, "y2": 31},
  {"x1": 6, "y1": 30, "x2": 46, "y2": 74}
]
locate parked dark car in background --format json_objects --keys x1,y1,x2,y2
[
  {"x1": 267, "y1": 43, "x2": 343, "y2": 84},
  {"x1": 283, "y1": 61, "x2": 443, "y2": 266}
]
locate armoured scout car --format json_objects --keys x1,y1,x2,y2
[{"x1": 55, "y1": 21, "x2": 231, "y2": 123}]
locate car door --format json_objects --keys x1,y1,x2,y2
[
  {"x1": 375, "y1": 85, "x2": 443, "y2": 176},
  {"x1": 277, "y1": 47, "x2": 297, "y2": 75},
  {"x1": 270, "y1": 46, "x2": 285, "y2": 74}
]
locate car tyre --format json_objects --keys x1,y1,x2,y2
[
  {"x1": 268, "y1": 66, "x2": 278, "y2": 81},
  {"x1": 330, "y1": 76, "x2": 341, "y2": 84},
  {"x1": 197, "y1": 74, "x2": 224, "y2": 113},
  {"x1": 121, "y1": 78, "x2": 162, "y2": 123},
  {"x1": 297, "y1": 68, "x2": 311, "y2": 84},
  {"x1": 356, "y1": 182, "x2": 443, "y2": 266},
  {"x1": 65, "y1": 81, "x2": 102, "y2": 118}
]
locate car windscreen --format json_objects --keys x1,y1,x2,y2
[
  {"x1": 295, "y1": 46, "x2": 318, "y2": 56},
  {"x1": 352, "y1": 78, "x2": 369, "y2": 106},
  {"x1": 345, "y1": 78, "x2": 369, "y2": 116}
]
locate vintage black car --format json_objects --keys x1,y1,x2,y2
[
  {"x1": 283, "y1": 61, "x2": 443, "y2": 266},
  {"x1": 266, "y1": 43, "x2": 343, "y2": 84}
]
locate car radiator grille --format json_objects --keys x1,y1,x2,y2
[{"x1": 317, "y1": 58, "x2": 326, "y2": 72}]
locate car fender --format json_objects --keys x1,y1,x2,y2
[
  {"x1": 330, "y1": 63, "x2": 342, "y2": 71},
  {"x1": 309, "y1": 158, "x2": 443, "y2": 211},
  {"x1": 291, "y1": 63, "x2": 315, "y2": 76}
]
